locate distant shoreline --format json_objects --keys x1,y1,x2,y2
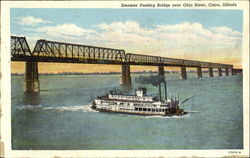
[
  {"x1": 11, "y1": 71, "x2": 157, "y2": 76},
  {"x1": 11, "y1": 70, "x2": 217, "y2": 76}
]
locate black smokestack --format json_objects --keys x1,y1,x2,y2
[{"x1": 135, "y1": 75, "x2": 167, "y2": 101}]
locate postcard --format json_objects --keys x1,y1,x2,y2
[{"x1": 1, "y1": 0, "x2": 249, "y2": 157}]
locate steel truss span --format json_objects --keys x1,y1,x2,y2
[
  {"x1": 11, "y1": 36, "x2": 31, "y2": 57},
  {"x1": 32, "y1": 39, "x2": 126, "y2": 63},
  {"x1": 11, "y1": 36, "x2": 233, "y2": 69}
]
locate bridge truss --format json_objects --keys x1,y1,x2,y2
[
  {"x1": 11, "y1": 36, "x2": 233, "y2": 69},
  {"x1": 11, "y1": 36, "x2": 31, "y2": 57}
]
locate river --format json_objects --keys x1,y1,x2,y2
[{"x1": 11, "y1": 73, "x2": 243, "y2": 149}]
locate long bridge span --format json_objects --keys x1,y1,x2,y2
[{"x1": 11, "y1": 36, "x2": 238, "y2": 92}]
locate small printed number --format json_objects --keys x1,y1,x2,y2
[{"x1": 229, "y1": 151, "x2": 241, "y2": 154}]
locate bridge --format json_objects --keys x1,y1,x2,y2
[{"x1": 11, "y1": 36, "x2": 238, "y2": 92}]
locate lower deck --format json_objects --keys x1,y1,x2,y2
[
  {"x1": 94, "y1": 104, "x2": 183, "y2": 115},
  {"x1": 97, "y1": 105, "x2": 169, "y2": 113}
]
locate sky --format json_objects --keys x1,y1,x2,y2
[{"x1": 11, "y1": 9, "x2": 243, "y2": 73}]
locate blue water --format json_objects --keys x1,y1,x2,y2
[{"x1": 11, "y1": 73, "x2": 243, "y2": 149}]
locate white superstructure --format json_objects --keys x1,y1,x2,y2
[{"x1": 92, "y1": 88, "x2": 185, "y2": 116}]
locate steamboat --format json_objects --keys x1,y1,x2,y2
[{"x1": 92, "y1": 81, "x2": 191, "y2": 116}]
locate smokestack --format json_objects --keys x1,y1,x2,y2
[
  {"x1": 159, "y1": 80, "x2": 167, "y2": 101},
  {"x1": 159, "y1": 82, "x2": 161, "y2": 101},
  {"x1": 135, "y1": 75, "x2": 168, "y2": 101},
  {"x1": 164, "y1": 81, "x2": 167, "y2": 100}
]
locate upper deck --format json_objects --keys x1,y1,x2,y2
[
  {"x1": 108, "y1": 88, "x2": 156, "y2": 102},
  {"x1": 108, "y1": 94, "x2": 154, "y2": 102}
]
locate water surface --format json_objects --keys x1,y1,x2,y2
[{"x1": 11, "y1": 73, "x2": 243, "y2": 149}]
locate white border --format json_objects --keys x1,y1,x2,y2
[{"x1": 1, "y1": 1, "x2": 249, "y2": 157}]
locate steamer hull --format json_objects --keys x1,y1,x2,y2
[{"x1": 93, "y1": 108, "x2": 187, "y2": 116}]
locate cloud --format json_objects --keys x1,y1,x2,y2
[
  {"x1": 36, "y1": 23, "x2": 96, "y2": 40},
  {"x1": 154, "y1": 22, "x2": 242, "y2": 46},
  {"x1": 92, "y1": 21, "x2": 242, "y2": 58},
  {"x1": 96, "y1": 21, "x2": 154, "y2": 36},
  {"x1": 209, "y1": 26, "x2": 242, "y2": 37},
  {"x1": 93, "y1": 21, "x2": 156, "y2": 48},
  {"x1": 17, "y1": 16, "x2": 52, "y2": 26},
  {"x1": 94, "y1": 21, "x2": 242, "y2": 46},
  {"x1": 14, "y1": 20, "x2": 242, "y2": 65}
]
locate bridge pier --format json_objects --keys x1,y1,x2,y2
[
  {"x1": 231, "y1": 68, "x2": 235, "y2": 75},
  {"x1": 196, "y1": 67, "x2": 202, "y2": 78},
  {"x1": 24, "y1": 62, "x2": 40, "y2": 92},
  {"x1": 209, "y1": 68, "x2": 214, "y2": 77},
  {"x1": 180, "y1": 67, "x2": 187, "y2": 80},
  {"x1": 225, "y1": 68, "x2": 229, "y2": 76},
  {"x1": 233, "y1": 69, "x2": 242, "y2": 75},
  {"x1": 218, "y1": 68, "x2": 222, "y2": 77},
  {"x1": 120, "y1": 65, "x2": 132, "y2": 91},
  {"x1": 158, "y1": 65, "x2": 165, "y2": 76}
]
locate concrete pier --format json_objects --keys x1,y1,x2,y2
[
  {"x1": 225, "y1": 68, "x2": 229, "y2": 76},
  {"x1": 218, "y1": 68, "x2": 222, "y2": 77},
  {"x1": 121, "y1": 64, "x2": 132, "y2": 91},
  {"x1": 24, "y1": 62, "x2": 40, "y2": 92},
  {"x1": 209, "y1": 67, "x2": 214, "y2": 77},
  {"x1": 196, "y1": 67, "x2": 202, "y2": 78},
  {"x1": 180, "y1": 67, "x2": 187, "y2": 80},
  {"x1": 233, "y1": 69, "x2": 242, "y2": 75},
  {"x1": 231, "y1": 68, "x2": 235, "y2": 75},
  {"x1": 158, "y1": 66, "x2": 165, "y2": 76}
]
